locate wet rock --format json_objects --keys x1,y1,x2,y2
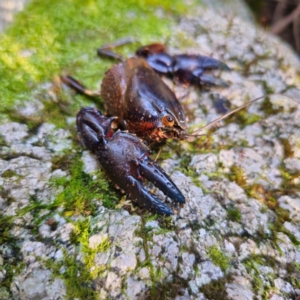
[
  {"x1": 111, "y1": 253, "x2": 137, "y2": 274},
  {"x1": 284, "y1": 157, "x2": 300, "y2": 172}
]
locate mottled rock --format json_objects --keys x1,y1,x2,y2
[
  {"x1": 12, "y1": 266, "x2": 66, "y2": 300},
  {"x1": 226, "y1": 276, "x2": 254, "y2": 300},
  {"x1": 195, "y1": 261, "x2": 224, "y2": 287},
  {"x1": 126, "y1": 276, "x2": 145, "y2": 300},
  {"x1": 278, "y1": 195, "x2": 300, "y2": 221},
  {"x1": 2, "y1": 2, "x2": 300, "y2": 299},
  {"x1": 0, "y1": 122, "x2": 28, "y2": 144},
  {"x1": 190, "y1": 153, "x2": 219, "y2": 174},
  {"x1": 105, "y1": 272, "x2": 122, "y2": 297},
  {"x1": 81, "y1": 151, "x2": 99, "y2": 174}
]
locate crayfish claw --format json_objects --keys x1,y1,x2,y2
[
  {"x1": 126, "y1": 176, "x2": 174, "y2": 215},
  {"x1": 198, "y1": 74, "x2": 230, "y2": 87},
  {"x1": 193, "y1": 55, "x2": 230, "y2": 71},
  {"x1": 139, "y1": 158, "x2": 185, "y2": 204}
]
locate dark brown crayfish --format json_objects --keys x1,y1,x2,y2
[
  {"x1": 62, "y1": 41, "x2": 231, "y2": 215},
  {"x1": 77, "y1": 107, "x2": 184, "y2": 215}
]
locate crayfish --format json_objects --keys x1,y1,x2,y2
[{"x1": 61, "y1": 40, "x2": 270, "y2": 215}]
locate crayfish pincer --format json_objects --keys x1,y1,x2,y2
[{"x1": 77, "y1": 107, "x2": 185, "y2": 215}]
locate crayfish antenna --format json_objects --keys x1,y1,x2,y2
[{"x1": 189, "y1": 93, "x2": 300, "y2": 137}]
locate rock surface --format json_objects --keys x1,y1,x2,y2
[{"x1": 1, "y1": 2, "x2": 300, "y2": 300}]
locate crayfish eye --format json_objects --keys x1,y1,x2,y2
[{"x1": 162, "y1": 114, "x2": 175, "y2": 127}]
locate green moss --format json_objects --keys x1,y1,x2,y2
[
  {"x1": 279, "y1": 165, "x2": 300, "y2": 193},
  {"x1": 225, "y1": 110, "x2": 262, "y2": 128},
  {"x1": 243, "y1": 255, "x2": 277, "y2": 298},
  {"x1": 73, "y1": 218, "x2": 110, "y2": 278},
  {"x1": 50, "y1": 154, "x2": 118, "y2": 216},
  {"x1": 1, "y1": 170, "x2": 17, "y2": 178},
  {"x1": 157, "y1": 215, "x2": 176, "y2": 231},
  {"x1": 46, "y1": 218, "x2": 111, "y2": 298},
  {"x1": 0, "y1": 0, "x2": 197, "y2": 120},
  {"x1": 228, "y1": 165, "x2": 247, "y2": 188},
  {"x1": 143, "y1": 276, "x2": 189, "y2": 300},
  {"x1": 227, "y1": 206, "x2": 241, "y2": 222},
  {"x1": 199, "y1": 276, "x2": 231, "y2": 300},
  {"x1": 286, "y1": 262, "x2": 300, "y2": 289},
  {"x1": 0, "y1": 135, "x2": 7, "y2": 146},
  {"x1": 260, "y1": 97, "x2": 283, "y2": 115},
  {"x1": 0, "y1": 214, "x2": 25, "y2": 297},
  {"x1": 207, "y1": 245, "x2": 230, "y2": 272},
  {"x1": 46, "y1": 249, "x2": 99, "y2": 300},
  {"x1": 136, "y1": 217, "x2": 194, "y2": 298},
  {"x1": 0, "y1": 260, "x2": 25, "y2": 298},
  {"x1": 0, "y1": 215, "x2": 15, "y2": 245},
  {"x1": 175, "y1": 153, "x2": 205, "y2": 188}
]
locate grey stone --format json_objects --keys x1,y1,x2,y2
[
  {"x1": 12, "y1": 266, "x2": 66, "y2": 300},
  {"x1": 110, "y1": 253, "x2": 137, "y2": 274},
  {"x1": 138, "y1": 267, "x2": 150, "y2": 280},
  {"x1": 195, "y1": 261, "x2": 224, "y2": 287},
  {"x1": 278, "y1": 195, "x2": 300, "y2": 221},
  {"x1": 226, "y1": 276, "x2": 254, "y2": 300},
  {"x1": 126, "y1": 276, "x2": 145, "y2": 300},
  {"x1": 81, "y1": 151, "x2": 99, "y2": 174},
  {"x1": 190, "y1": 153, "x2": 219, "y2": 174},
  {"x1": 0, "y1": 122, "x2": 28, "y2": 144},
  {"x1": 105, "y1": 272, "x2": 122, "y2": 297},
  {"x1": 284, "y1": 157, "x2": 300, "y2": 172},
  {"x1": 274, "y1": 278, "x2": 294, "y2": 295}
]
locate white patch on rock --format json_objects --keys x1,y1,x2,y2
[
  {"x1": 278, "y1": 195, "x2": 300, "y2": 221},
  {"x1": 89, "y1": 233, "x2": 109, "y2": 249},
  {"x1": 0, "y1": 122, "x2": 28, "y2": 144},
  {"x1": 81, "y1": 151, "x2": 99, "y2": 173},
  {"x1": 190, "y1": 153, "x2": 219, "y2": 174},
  {"x1": 12, "y1": 265, "x2": 66, "y2": 300},
  {"x1": 274, "y1": 278, "x2": 294, "y2": 295},
  {"x1": 284, "y1": 157, "x2": 300, "y2": 172},
  {"x1": 105, "y1": 272, "x2": 122, "y2": 297},
  {"x1": 226, "y1": 276, "x2": 254, "y2": 300},
  {"x1": 178, "y1": 252, "x2": 196, "y2": 280},
  {"x1": 126, "y1": 276, "x2": 145, "y2": 300},
  {"x1": 195, "y1": 261, "x2": 224, "y2": 287},
  {"x1": 111, "y1": 253, "x2": 137, "y2": 274}
]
